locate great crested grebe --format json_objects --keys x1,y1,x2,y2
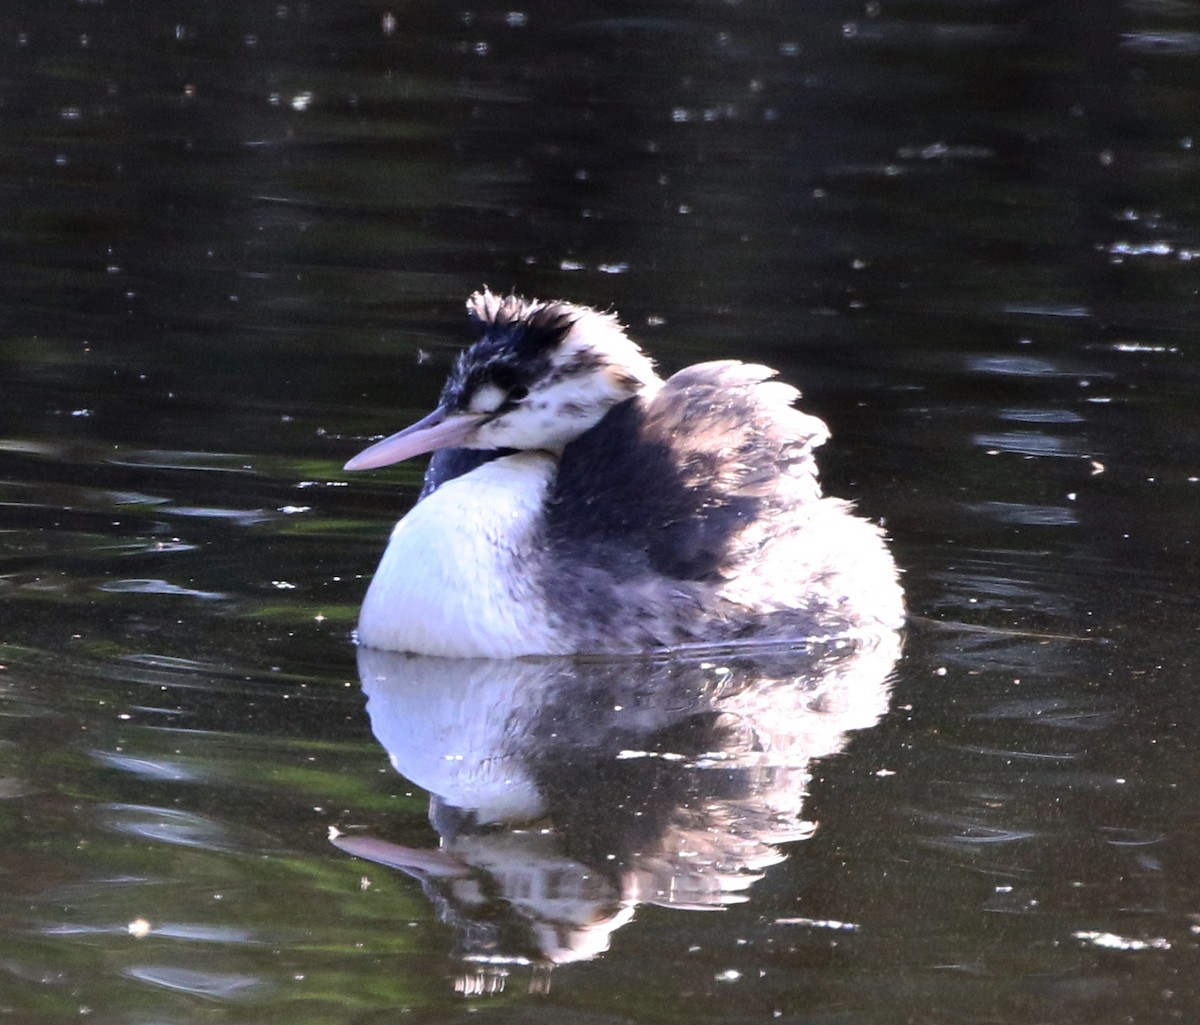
[{"x1": 344, "y1": 290, "x2": 902, "y2": 658}]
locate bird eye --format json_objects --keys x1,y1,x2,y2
[{"x1": 508, "y1": 385, "x2": 529, "y2": 402}]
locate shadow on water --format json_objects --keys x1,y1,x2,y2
[{"x1": 337, "y1": 632, "x2": 901, "y2": 994}]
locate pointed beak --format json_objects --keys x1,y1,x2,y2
[{"x1": 344, "y1": 407, "x2": 486, "y2": 471}]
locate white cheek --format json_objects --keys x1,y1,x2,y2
[
  {"x1": 479, "y1": 411, "x2": 571, "y2": 449},
  {"x1": 473, "y1": 376, "x2": 627, "y2": 449},
  {"x1": 468, "y1": 383, "x2": 506, "y2": 414}
]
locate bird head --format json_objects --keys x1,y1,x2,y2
[{"x1": 345, "y1": 290, "x2": 660, "y2": 471}]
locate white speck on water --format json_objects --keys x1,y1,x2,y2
[
  {"x1": 1075, "y1": 930, "x2": 1170, "y2": 951},
  {"x1": 774, "y1": 917, "x2": 859, "y2": 931}
]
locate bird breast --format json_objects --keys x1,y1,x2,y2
[{"x1": 355, "y1": 452, "x2": 565, "y2": 658}]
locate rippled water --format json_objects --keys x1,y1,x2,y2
[{"x1": 3, "y1": 0, "x2": 1200, "y2": 1021}]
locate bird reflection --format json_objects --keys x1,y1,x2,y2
[{"x1": 333, "y1": 630, "x2": 901, "y2": 993}]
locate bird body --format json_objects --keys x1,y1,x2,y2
[
  {"x1": 357, "y1": 452, "x2": 563, "y2": 657},
  {"x1": 346, "y1": 291, "x2": 902, "y2": 658}
]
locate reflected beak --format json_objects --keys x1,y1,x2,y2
[
  {"x1": 344, "y1": 407, "x2": 486, "y2": 471},
  {"x1": 330, "y1": 834, "x2": 469, "y2": 879}
]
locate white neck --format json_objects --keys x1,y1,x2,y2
[{"x1": 355, "y1": 453, "x2": 565, "y2": 658}]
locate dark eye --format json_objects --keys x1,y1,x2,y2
[{"x1": 508, "y1": 385, "x2": 529, "y2": 402}]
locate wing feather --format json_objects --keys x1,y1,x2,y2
[{"x1": 545, "y1": 361, "x2": 830, "y2": 583}]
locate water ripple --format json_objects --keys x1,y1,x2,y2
[
  {"x1": 964, "y1": 501, "x2": 1078, "y2": 526},
  {"x1": 1121, "y1": 30, "x2": 1200, "y2": 56},
  {"x1": 125, "y1": 965, "x2": 267, "y2": 1000},
  {"x1": 100, "y1": 803, "x2": 278, "y2": 854},
  {"x1": 43, "y1": 921, "x2": 258, "y2": 944},
  {"x1": 91, "y1": 751, "x2": 202, "y2": 782},
  {"x1": 973, "y1": 432, "x2": 1082, "y2": 458},
  {"x1": 98, "y1": 578, "x2": 227, "y2": 601}
]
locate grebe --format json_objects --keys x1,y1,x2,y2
[{"x1": 345, "y1": 290, "x2": 902, "y2": 657}]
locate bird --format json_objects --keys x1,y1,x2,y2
[{"x1": 344, "y1": 289, "x2": 903, "y2": 658}]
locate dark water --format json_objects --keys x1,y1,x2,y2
[{"x1": 3, "y1": 0, "x2": 1200, "y2": 1021}]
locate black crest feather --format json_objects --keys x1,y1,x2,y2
[{"x1": 439, "y1": 291, "x2": 582, "y2": 410}]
